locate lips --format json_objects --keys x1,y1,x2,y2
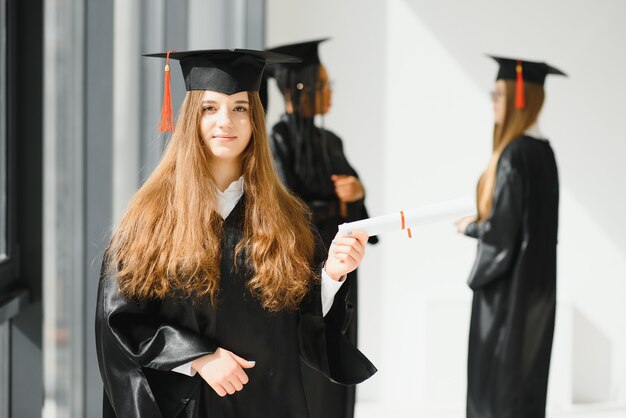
[{"x1": 213, "y1": 134, "x2": 237, "y2": 141}]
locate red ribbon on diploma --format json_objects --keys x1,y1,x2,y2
[{"x1": 400, "y1": 210, "x2": 412, "y2": 239}]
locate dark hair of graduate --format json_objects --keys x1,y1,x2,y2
[
  {"x1": 271, "y1": 62, "x2": 331, "y2": 186},
  {"x1": 107, "y1": 90, "x2": 316, "y2": 312},
  {"x1": 476, "y1": 80, "x2": 545, "y2": 220}
]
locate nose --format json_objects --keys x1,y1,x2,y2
[{"x1": 217, "y1": 107, "x2": 233, "y2": 128}]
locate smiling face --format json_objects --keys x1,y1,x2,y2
[{"x1": 200, "y1": 90, "x2": 253, "y2": 164}]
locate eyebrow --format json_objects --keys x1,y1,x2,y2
[{"x1": 201, "y1": 100, "x2": 249, "y2": 105}]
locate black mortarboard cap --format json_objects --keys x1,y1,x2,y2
[
  {"x1": 489, "y1": 55, "x2": 566, "y2": 86},
  {"x1": 144, "y1": 49, "x2": 300, "y2": 132},
  {"x1": 264, "y1": 39, "x2": 330, "y2": 100},
  {"x1": 265, "y1": 38, "x2": 329, "y2": 69},
  {"x1": 488, "y1": 55, "x2": 567, "y2": 109}
]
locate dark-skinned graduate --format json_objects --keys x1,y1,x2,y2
[{"x1": 265, "y1": 38, "x2": 378, "y2": 418}]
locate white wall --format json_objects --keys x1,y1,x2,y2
[{"x1": 267, "y1": 0, "x2": 626, "y2": 415}]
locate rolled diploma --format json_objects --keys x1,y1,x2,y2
[{"x1": 337, "y1": 196, "x2": 475, "y2": 237}]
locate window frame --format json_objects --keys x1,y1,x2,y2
[{"x1": 0, "y1": 0, "x2": 17, "y2": 296}]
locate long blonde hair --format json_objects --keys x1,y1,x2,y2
[
  {"x1": 476, "y1": 80, "x2": 544, "y2": 220},
  {"x1": 108, "y1": 91, "x2": 315, "y2": 311}
]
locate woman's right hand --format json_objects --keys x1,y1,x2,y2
[{"x1": 191, "y1": 347, "x2": 255, "y2": 397}]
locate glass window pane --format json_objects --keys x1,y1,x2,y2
[
  {"x1": 0, "y1": 0, "x2": 10, "y2": 414},
  {"x1": 0, "y1": 322, "x2": 8, "y2": 418}
]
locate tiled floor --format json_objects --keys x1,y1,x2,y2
[{"x1": 355, "y1": 402, "x2": 626, "y2": 418}]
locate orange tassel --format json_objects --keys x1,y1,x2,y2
[
  {"x1": 515, "y1": 60, "x2": 525, "y2": 109},
  {"x1": 158, "y1": 50, "x2": 175, "y2": 133}
]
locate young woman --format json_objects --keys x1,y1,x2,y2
[
  {"x1": 265, "y1": 39, "x2": 378, "y2": 418},
  {"x1": 456, "y1": 56, "x2": 565, "y2": 418},
  {"x1": 95, "y1": 49, "x2": 376, "y2": 418}
]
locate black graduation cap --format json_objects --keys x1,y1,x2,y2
[
  {"x1": 144, "y1": 49, "x2": 300, "y2": 132},
  {"x1": 489, "y1": 55, "x2": 567, "y2": 109},
  {"x1": 264, "y1": 39, "x2": 330, "y2": 100},
  {"x1": 265, "y1": 38, "x2": 329, "y2": 69}
]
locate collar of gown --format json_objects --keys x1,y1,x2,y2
[{"x1": 216, "y1": 176, "x2": 244, "y2": 219}]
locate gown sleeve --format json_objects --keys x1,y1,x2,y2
[
  {"x1": 464, "y1": 219, "x2": 480, "y2": 239},
  {"x1": 269, "y1": 122, "x2": 300, "y2": 193},
  {"x1": 298, "y1": 228, "x2": 378, "y2": 385},
  {"x1": 324, "y1": 131, "x2": 379, "y2": 245},
  {"x1": 95, "y1": 261, "x2": 217, "y2": 417},
  {"x1": 465, "y1": 153, "x2": 524, "y2": 290}
]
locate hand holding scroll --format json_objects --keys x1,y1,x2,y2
[{"x1": 324, "y1": 230, "x2": 369, "y2": 281}]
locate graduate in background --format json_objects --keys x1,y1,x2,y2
[
  {"x1": 95, "y1": 49, "x2": 376, "y2": 418},
  {"x1": 266, "y1": 39, "x2": 378, "y2": 418},
  {"x1": 455, "y1": 56, "x2": 565, "y2": 418}
]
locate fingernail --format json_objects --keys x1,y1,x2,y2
[
  {"x1": 331, "y1": 239, "x2": 337, "y2": 244},
  {"x1": 345, "y1": 230, "x2": 352, "y2": 235},
  {"x1": 248, "y1": 361, "x2": 256, "y2": 365}
]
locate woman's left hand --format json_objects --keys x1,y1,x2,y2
[{"x1": 324, "y1": 230, "x2": 369, "y2": 281}]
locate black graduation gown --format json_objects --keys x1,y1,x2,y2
[
  {"x1": 464, "y1": 136, "x2": 559, "y2": 418},
  {"x1": 95, "y1": 197, "x2": 377, "y2": 418},
  {"x1": 270, "y1": 114, "x2": 377, "y2": 418}
]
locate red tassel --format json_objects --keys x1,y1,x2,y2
[
  {"x1": 515, "y1": 60, "x2": 525, "y2": 109},
  {"x1": 158, "y1": 50, "x2": 175, "y2": 133}
]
